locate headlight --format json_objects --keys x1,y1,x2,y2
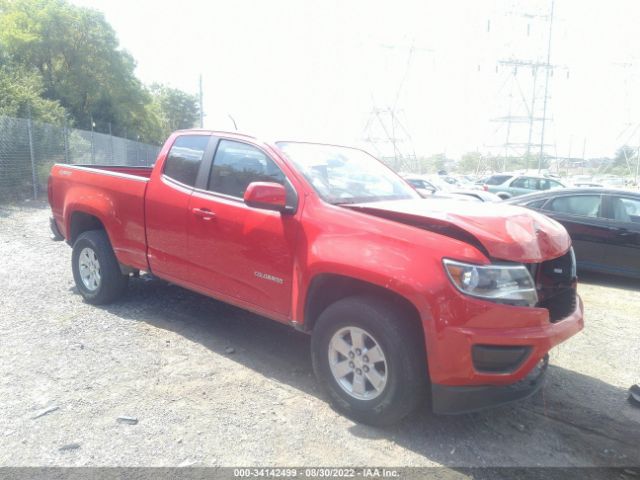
[{"x1": 443, "y1": 259, "x2": 538, "y2": 307}]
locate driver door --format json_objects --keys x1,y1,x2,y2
[{"x1": 186, "y1": 139, "x2": 299, "y2": 318}]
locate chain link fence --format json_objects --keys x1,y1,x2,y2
[{"x1": 0, "y1": 115, "x2": 161, "y2": 202}]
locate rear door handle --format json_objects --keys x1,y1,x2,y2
[{"x1": 192, "y1": 207, "x2": 215, "y2": 221}]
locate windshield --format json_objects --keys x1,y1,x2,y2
[{"x1": 276, "y1": 142, "x2": 419, "y2": 204}]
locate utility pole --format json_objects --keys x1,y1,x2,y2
[
  {"x1": 108, "y1": 122, "x2": 114, "y2": 164},
  {"x1": 26, "y1": 105, "x2": 37, "y2": 199},
  {"x1": 199, "y1": 74, "x2": 204, "y2": 128},
  {"x1": 90, "y1": 115, "x2": 95, "y2": 164},
  {"x1": 63, "y1": 118, "x2": 69, "y2": 164}
]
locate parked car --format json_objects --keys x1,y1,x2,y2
[
  {"x1": 572, "y1": 182, "x2": 603, "y2": 188},
  {"x1": 404, "y1": 175, "x2": 501, "y2": 202},
  {"x1": 439, "y1": 174, "x2": 481, "y2": 190},
  {"x1": 404, "y1": 175, "x2": 473, "y2": 201},
  {"x1": 598, "y1": 176, "x2": 628, "y2": 189},
  {"x1": 48, "y1": 131, "x2": 583, "y2": 425},
  {"x1": 483, "y1": 174, "x2": 566, "y2": 199},
  {"x1": 505, "y1": 188, "x2": 640, "y2": 279}
]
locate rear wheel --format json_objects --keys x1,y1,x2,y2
[
  {"x1": 311, "y1": 295, "x2": 428, "y2": 426},
  {"x1": 72, "y1": 230, "x2": 128, "y2": 304}
]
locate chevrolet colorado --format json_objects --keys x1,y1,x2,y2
[{"x1": 48, "y1": 130, "x2": 584, "y2": 425}]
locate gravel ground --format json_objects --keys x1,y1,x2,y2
[{"x1": 1, "y1": 202, "x2": 639, "y2": 469}]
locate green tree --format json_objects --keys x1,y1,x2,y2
[
  {"x1": 610, "y1": 145, "x2": 635, "y2": 176},
  {"x1": 147, "y1": 83, "x2": 200, "y2": 141},
  {"x1": 457, "y1": 152, "x2": 482, "y2": 174},
  {"x1": 0, "y1": 61, "x2": 66, "y2": 123},
  {"x1": 414, "y1": 153, "x2": 449, "y2": 174},
  {"x1": 0, "y1": 0, "x2": 148, "y2": 136},
  {"x1": 0, "y1": 0, "x2": 200, "y2": 144}
]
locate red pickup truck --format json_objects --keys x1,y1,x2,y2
[{"x1": 48, "y1": 130, "x2": 584, "y2": 425}]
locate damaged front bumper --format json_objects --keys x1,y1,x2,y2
[{"x1": 431, "y1": 354, "x2": 549, "y2": 414}]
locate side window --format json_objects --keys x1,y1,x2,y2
[
  {"x1": 510, "y1": 177, "x2": 526, "y2": 188},
  {"x1": 208, "y1": 140, "x2": 286, "y2": 198},
  {"x1": 610, "y1": 196, "x2": 640, "y2": 223},
  {"x1": 511, "y1": 177, "x2": 537, "y2": 189},
  {"x1": 547, "y1": 195, "x2": 602, "y2": 217},
  {"x1": 163, "y1": 135, "x2": 210, "y2": 187},
  {"x1": 485, "y1": 175, "x2": 512, "y2": 185},
  {"x1": 526, "y1": 199, "x2": 548, "y2": 209},
  {"x1": 539, "y1": 179, "x2": 562, "y2": 190}
]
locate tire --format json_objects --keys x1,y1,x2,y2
[
  {"x1": 311, "y1": 295, "x2": 428, "y2": 426},
  {"x1": 497, "y1": 192, "x2": 512, "y2": 200},
  {"x1": 71, "y1": 230, "x2": 128, "y2": 305}
]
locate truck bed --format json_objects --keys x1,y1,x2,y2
[{"x1": 48, "y1": 163, "x2": 151, "y2": 271}]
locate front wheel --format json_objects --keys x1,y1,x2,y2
[
  {"x1": 311, "y1": 296, "x2": 428, "y2": 426},
  {"x1": 71, "y1": 230, "x2": 128, "y2": 305}
]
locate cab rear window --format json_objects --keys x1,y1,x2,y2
[{"x1": 163, "y1": 135, "x2": 210, "y2": 187}]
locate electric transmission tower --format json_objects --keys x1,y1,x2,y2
[
  {"x1": 362, "y1": 42, "x2": 432, "y2": 172},
  {"x1": 363, "y1": 105, "x2": 418, "y2": 172},
  {"x1": 613, "y1": 61, "x2": 640, "y2": 183},
  {"x1": 489, "y1": 0, "x2": 566, "y2": 172}
]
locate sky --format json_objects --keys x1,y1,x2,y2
[{"x1": 70, "y1": 0, "x2": 640, "y2": 160}]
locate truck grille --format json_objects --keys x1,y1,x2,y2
[
  {"x1": 527, "y1": 249, "x2": 577, "y2": 323},
  {"x1": 537, "y1": 288, "x2": 577, "y2": 322}
]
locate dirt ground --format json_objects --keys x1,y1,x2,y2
[{"x1": 1, "y1": 202, "x2": 639, "y2": 470}]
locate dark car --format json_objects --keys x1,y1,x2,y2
[{"x1": 505, "y1": 188, "x2": 640, "y2": 279}]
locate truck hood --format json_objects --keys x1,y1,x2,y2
[{"x1": 344, "y1": 199, "x2": 571, "y2": 263}]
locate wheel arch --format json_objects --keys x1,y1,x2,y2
[
  {"x1": 302, "y1": 274, "x2": 426, "y2": 347},
  {"x1": 68, "y1": 210, "x2": 106, "y2": 245}
]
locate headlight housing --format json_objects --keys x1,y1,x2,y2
[{"x1": 443, "y1": 259, "x2": 538, "y2": 307}]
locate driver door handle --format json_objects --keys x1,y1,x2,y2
[{"x1": 192, "y1": 207, "x2": 215, "y2": 221}]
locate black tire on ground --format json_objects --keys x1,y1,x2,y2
[
  {"x1": 497, "y1": 192, "x2": 512, "y2": 200},
  {"x1": 71, "y1": 229, "x2": 128, "y2": 305},
  {"x1": 311, "y1": 295, "x2": 428, "y2": 426}
]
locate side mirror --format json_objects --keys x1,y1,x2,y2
[{"x1": 244, "y1": 182, "x2": 288, "y2": 212}]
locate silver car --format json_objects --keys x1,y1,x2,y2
[{"x1": 482, "y1": 174, "x2": 566, "y2": 199}]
